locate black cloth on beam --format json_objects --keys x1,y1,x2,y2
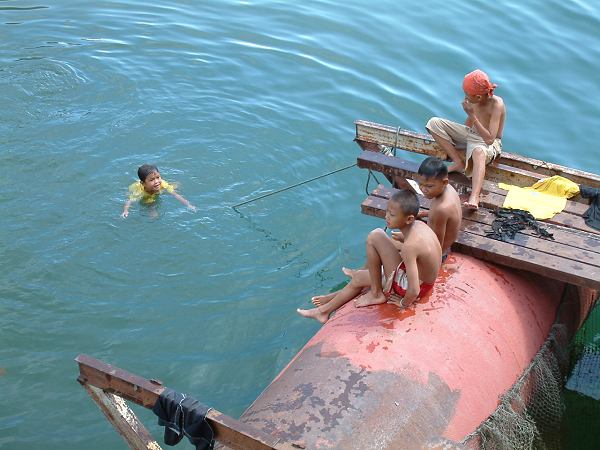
[
  {"x1": 486, "y1": 208, "x2": 554, "y2": 242},
  {"x1": 152, "y1": 388, "x2": 214, "y2": 450},
  {"x1": 580, "y1": 185, "x2": 600, "y2": 231}
]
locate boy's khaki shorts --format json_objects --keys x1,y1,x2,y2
[{"x1": 426, "y1": 117, "x2": 502, "y2": 177}]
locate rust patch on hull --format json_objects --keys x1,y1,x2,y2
[{"x1": 240, "y1": 343, "x2": 459, "y2": 449}]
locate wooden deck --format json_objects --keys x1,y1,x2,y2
[
  {"x1": 75, "y1": 354, "x2": 300, "y2": 450},
  {"x1": 355, "y1": 119, "x2": 600, "y2": 198},
  {"x1": 355, "y1": 121, "x2": 600, "y2": 291}
]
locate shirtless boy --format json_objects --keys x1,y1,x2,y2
[
  {"x1": 426, "y1": 69, "x2": 506, "y2": 210},
  {"x1": 415, "y1": 156, "x2": 462, "y2": 260},
  {"x1": 297, "y1": 190, "x2": 441, "y2": 323}
]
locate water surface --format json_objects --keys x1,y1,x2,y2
[{"x1": 1, "y1": 1, "x2": 599, "y2": 448}]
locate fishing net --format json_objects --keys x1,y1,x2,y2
[
  {"x1": 449, "y1": 299, "x2": 600, "y2": 450},
  {"x1": 486, "y1": 208, "x2": 554, "y2": 242},
  {"x1": 458, "y1": 323, "x2": 569, "y2": 450},
  {"x1": 562, "y1": 302, "x2": 600, "y2": 448}
]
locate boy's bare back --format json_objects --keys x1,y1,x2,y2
[
  {"x1": 428, "y1": 184, "x2": 462, "y2": 255},
  {"x1": 401, "y1": 220, "x2": 442, "y2": 284},
  {"x1": 416, "y1": 157, "x2": 463, "y2": 256}
]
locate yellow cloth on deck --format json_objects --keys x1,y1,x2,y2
[{"x1": 498, "y1": 175, "x2": 580, "y2": 220}]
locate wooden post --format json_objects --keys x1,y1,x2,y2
[
  {"x1": 354, "y1": 119, "x2": 600, "y2": 190},
  {"x1": 82, "y1": 383, "x2": 162, "y2": 450},
  {"x1": 76, "y1": 355, "x2": 303, "y2": 450}
]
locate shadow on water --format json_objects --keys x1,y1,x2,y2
[{"x1": 233, "y1": 207, "x2": 310, "y2": 275}]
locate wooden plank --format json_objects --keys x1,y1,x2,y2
[
  {"x1": 355, "y1": 119, "x2": 600, "y2": 189},
  {"x1": 357, "y1": 151, "x2": 598, "y2": 233},
  {"x1": 361, "y1": 195, "x2": 600, "y2": 289},
  {"x1": 76, "y1": 355, "x2": 300, "y2": 450},
  {"x1": 362, "y1": 193, "x2": 600, "y2": 265},
  {"x1": 453, "y1": 232, "x2": 600, "y2": 290},
  {"x1": 460, "y1": 218, "x2": 600, "y2": 269},
  {"x1": 83, "y1": 384, "x2": 163, "y2": 450},
  {"x1": 358, "y1": 147, "x2": 590, "y2": 206},
  {"x1": 369, "y1": 185, "x2": 600, "y2": 250}
]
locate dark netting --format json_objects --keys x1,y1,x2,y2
[
  {"x1": 457, "y1": 324, "x2": 569, "y2": 450},
  {"x1": 441, "y1": 299, "x2": 600, "y2": 450},
  {"x1": 486, "y1": 208, "x2": 554, "y2": 242},
  {"x1": 562, "y1": 302, "x2": 600, "y2": 448}
]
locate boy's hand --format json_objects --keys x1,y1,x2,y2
[
  {"x1": 121, "y1": 211, "x2": 129, "y2": 218},
  {"x1": 187, "y1": 204, "x2": 197, "y2": 212},
  {"x1": 462, "y1": 99, "x2": 475, "y2": 116},
  {"x1": 391, "y1": 231, "x2": 404, "y2": 242},
  {"x1": 416, "y1": 210, "x2": 428, "y2": 220}
]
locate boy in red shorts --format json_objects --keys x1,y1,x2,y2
[{"x1": 297, "y1": 190, "x2": 441, "y2": 323}]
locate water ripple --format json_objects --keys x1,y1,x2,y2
[{"x1": 2, "y1": 1, "x2": 600, "y2": 448}]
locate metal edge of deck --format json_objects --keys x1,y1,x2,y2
[{"x1": 75, "y1": 355, "x2": 301, "y2": 450}]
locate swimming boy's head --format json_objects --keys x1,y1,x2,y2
[
  {"x1": 137, "y1": 164, "x2": 162, "y2": 194},
  {"x1": 416, "y1": 157, "x2": 449, "y2": 199},
  {"x1": 463, "y1": 69, "x2": 497, "y2": 103},
  {"x1": 138, "y1": 164, "x2": 159, "y2": 182},
  {"x1": 386, "y1": 189, "x2": 419, "y2": 229}
]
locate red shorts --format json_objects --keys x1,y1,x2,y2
[{"x1": 384, "y1": 262, "x2": 435, "y2": 299}]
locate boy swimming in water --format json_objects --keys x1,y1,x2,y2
[
  {"x1": 426, "y1": 69, "x2": 506, "y2": 210},
  {"x1": 121, "y1": 164, "x2": 196, "y2": 218},
  {"x1": 297, "y1": 190, "x2": 441, "y2": 323}
]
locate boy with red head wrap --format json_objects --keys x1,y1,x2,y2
[{"x1": 426, "y1": 69, "x2": 506, "y2": 209}]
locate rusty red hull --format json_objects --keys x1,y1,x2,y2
[{"x1": 240, "y1": 254, "x2": 596, "y2": 449}]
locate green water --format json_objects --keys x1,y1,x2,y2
[{"x1": 1, "y1": 1, "x2": 599, "y2": 448}]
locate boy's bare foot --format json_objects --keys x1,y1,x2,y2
[
  {"x1": 354, "y1": 291, "x2": 387, "y2": 308},
  {"x1": 447, "y1": 163, "x2": 465, "y2": 173},
  {"x1": 462, "y1": 194, "x2": 479, "y2": 210},
  {"x1": 297, "y1": 308, "x2": 329, "y2": 324},
  {"x1": 311, "y1": 293, "x2": 335, "y2": 307},
  {"x1": 341, "y1": 266, "x2": 355, "y2": 278},
  {"x1": 387, "y1": 296, "x2": 414, "y2": 308}
]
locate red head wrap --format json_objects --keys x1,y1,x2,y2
[{"x1": 463, "y1": 69, "x2": 497, "y2": 97}]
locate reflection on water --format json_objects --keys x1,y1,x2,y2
[{"x1": 1, "y1": 1, "x2": 599, "y2": 448}]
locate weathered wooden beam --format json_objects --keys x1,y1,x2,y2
[
  {"x1": 355, "y1": 119, "x2": 600, "y2": 189},
  {"x1": 83, "y1": 384, "x2": 163, "y2": 450},
  {"x1": 453, "y1": 232, "x2": 600, "y2": 290},
  {"x1": 361, "y1": 195, "x2": 600, "y2": 289},
  {"x1": 373, "y1": 185, "x2": 600, "y2": 254},
  {"x1": 76, "y1": 355, "x2": 300, "y2": 450},
  {"x1": 357, "y1": 148, "x2": 590, "y2": 206},
  {"x1": 357, "y1": 151, "x2": 598, "y2": 233}
]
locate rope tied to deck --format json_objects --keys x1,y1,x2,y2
[
  {"x1": 233, "y1": 162, "x2": 357, "y2": 209},
  {"x1": 486, "y1": 208, "x2": 554, "y2": 242}
]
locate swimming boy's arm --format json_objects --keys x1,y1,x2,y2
[
  {"x1": 121, "y1": 200, "x2": 132, "y2": 218},
  {"x1": 170, "y1": 191, "x2": 197, "y2": 212},
  {"x1": 400, "y1": 245, "x2": 420, "y2": 305}
]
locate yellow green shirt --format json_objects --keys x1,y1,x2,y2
[{"x1": 128, "y1": 180, "x2": 176, "y2": 204}]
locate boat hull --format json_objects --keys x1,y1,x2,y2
[{"x1": 240, "y1": 253, "x2": 596, "y2": 449}]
